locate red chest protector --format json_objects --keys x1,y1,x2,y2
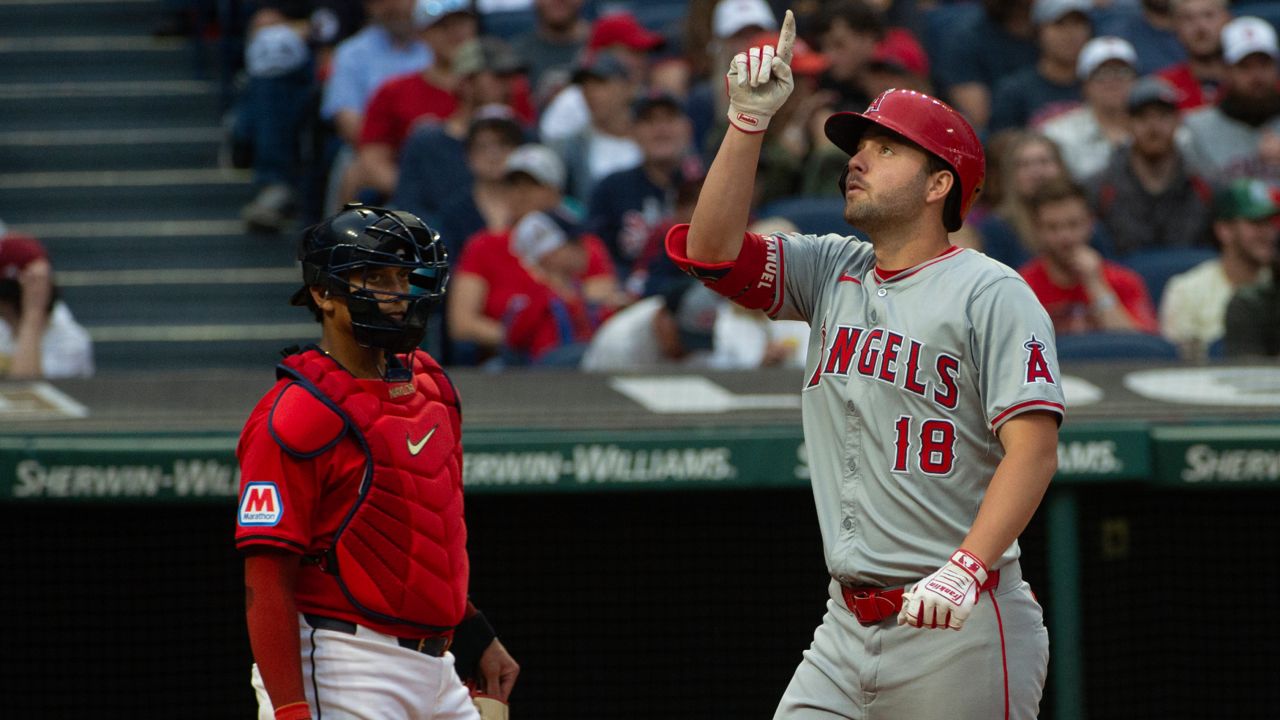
[{"x1": 273, "y1": 348, "x2": 468, "y2": 632}]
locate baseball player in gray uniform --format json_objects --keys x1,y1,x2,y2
[{"x1": 666, "y1": 11, "x2": 1065, "y2": 719}]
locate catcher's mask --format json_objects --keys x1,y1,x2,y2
[{"x1": 291, "y1": 203, "x2": 449, "y2": 354}]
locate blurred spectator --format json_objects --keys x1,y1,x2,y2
[
  {"x1": 686, "y1": 0, "x2": 778, "y2": 153},
  {"x1": 1163, "y1": 178, "x2": 1278, "y2": 359},
  {"x1": 315, "y1": 0, "x2": 431, "y2": 218},
  {"x1": 448, "y1": 145, "x2": 623, "y2": 364},
  {"x1": 989, "y1": 0, "x2": 1092, "y2": 132},
  {"x1": 349, "y1": 0, "x2": 477, "y2": 200},
  {"x1": 392, "y1": 38, "x2": 527, "y2": 225},
  {"x1": 1020, "y1": 178, "x2": 1159, "y2": 335},
  {"x1": 1183, "y1": 16, "x2": 1280, "y2": 184},
  {"x1": 0, "y1": 231, "x2": 93, "y2": 379},
  {"x1": 813, "y1": 0, "x2": 884, "y2": 112},
  {"x1": 863, "y1": 28, "x2": 932, "y2": 97},
  {"x1": 234, "y1": 9, "x2": 316, "y2": 232},
  {"x1": 581, "y1": 277, "x2": 804, "y2": 370},
  {"x1": 936, "y1": 0, "x2": 1038, "y2": 131},
  {"x1": 550, "y1": 53, "x2": 644, "y2": 203},
  {"x1": 587, "y1": 92, "x2": 696, "y2": 287},
  {"x1": 748, "y1": 32, "x2": 837, "y2": 203},
  {"x1": 434, "y1": 111, "x2": 525, "y2": 258},
  {"x1": 539, "y1": 12, "x2": 664, "y2": 144},
  {"x1": 1155, "y1": 0, "x2": 1229, "y2": 111},
  {"x1": 322, "y1": 0, "x2": 432, "y2": 147},
  {"x1": 511, "y1": 0, "x2": 589, "y2": 96},
  {"x1": 1098, "y1": 0, "x2": 1184, "y2": 74},
  {"x1": 979, "y1": 131, "x2": 1071, "y2": 268},
  {"x1": 583, "y1": 218, "x2": 810, "y2": 371},
  {"x1": 1091, "y1": 75, "x2": 1212, "y2": 256},
  {"x1": 1042, "y1": 36, "x2": 1139, "y2": 181},
  {"x1": 1224, "y1": 259, "x2": 1280, "y2": 359}
]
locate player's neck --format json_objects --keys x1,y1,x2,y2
[
  {"x1": 318, "y1": 327, "x2": 387, "y2": 380},
  {"x1": 869, "y1": 224, "x2": 951, "y2": 272}
]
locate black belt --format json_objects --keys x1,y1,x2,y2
[{"x1": 303, "y1": 614, "x2": 452, "y2": 657}]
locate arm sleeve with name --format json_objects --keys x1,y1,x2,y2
[
  {"x1": 967, "y1": 276, "x2": 1067, "y2": 432},
  {"x1": 664, "y1": 224, "x2": 861, "y2": 323}
]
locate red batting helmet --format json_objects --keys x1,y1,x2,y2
[{"x1": 824, "y1": 89, "x2": 985, "y2": 232}]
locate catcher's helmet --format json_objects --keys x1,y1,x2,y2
[
  {"x1": 825, "y1": 89, "x2": 985, "y2": 232},
  {"x1": 291, "y1": 204, "x2": 449, "y2": 353}
]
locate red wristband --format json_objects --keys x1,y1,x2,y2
[{"x1": 274, "y1": 701, "x2": 311, "y2": 720}]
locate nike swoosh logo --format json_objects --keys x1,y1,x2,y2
[{"x1": 407, "y1": 424, "x2": 438, "y2": 456}]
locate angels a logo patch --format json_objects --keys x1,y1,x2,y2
[
  {"x1": 1023, "y1": 335, "x2": 1056, "y2": 385},
  {"x1": 238, "y1": 482, "x2": 282, "y2": 526}
]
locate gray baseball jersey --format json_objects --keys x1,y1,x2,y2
[{"x1": 668, "y1": 227, "x2": 1065, "y2": 585}]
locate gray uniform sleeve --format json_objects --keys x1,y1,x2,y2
[
  {"x1": 967, "y1": 276, "x2": 1067, "y2": 432},
  {"x1": 773, "y1": 232, "x2": 867, "y2": 324}
]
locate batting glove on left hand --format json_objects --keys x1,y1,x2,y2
[
  {"x1": 725, "y1": 9, "x2": 796, "y2": 133},
  {"x1": 898, "y1": 549, "x2": 988, "y2": 631}
]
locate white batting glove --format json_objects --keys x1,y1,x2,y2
[
  {"x1": 898, "y1": 549, "x2": 989, "y2": 631},
  {"x1": 726, "y1": 9, "x2": 796, "y2": 133}
]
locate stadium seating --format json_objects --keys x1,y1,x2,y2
[
  {"x1": 1122, "y1": 247, "x2": 1217, "y2": 304},
  {"x1": 758, "y1": 196, "x2": 851, "y2": 237},
  {"x1": 1056, "y1": 331, "x2": 1180, "y2": 361},
  {"x1": 1234, "y1": 2, "x2": 1280, "y2": 32}
]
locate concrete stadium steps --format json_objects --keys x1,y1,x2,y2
[
  {"x1": 0, "y1": 82, "x2": 223, "y2": 131},
  {"x1": 0, "y1": 170, "x2": 254, "y2": 224},
  {"x1": 91, "y1": 336, "x2": 317, "y2": 371},
  {"x1": 26, "y1": 224, "x2": 295, "y2": 271},
  {"x1": 60, "y1": 280, "x2": 301, "y2": 325},
  {"x1": 0, "y1": 128, "x2": 223, "y2": 173},
  {"x1": 0, "y1": 0, "x2": 170, "y2": 37},
  {"x1": 0, "y1": 0, "x2": 310, "y2": 371},
  {"x1": 0, "y1": 37, "x2": 200, "y2": 84}
]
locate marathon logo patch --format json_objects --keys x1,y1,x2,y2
[{"x1": 238, "y1": 482, "x2": 282, "y2": 526}]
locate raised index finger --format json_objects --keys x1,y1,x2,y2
[{"x1": 776, "y1": 9, "x2": 796, "y2": 64}]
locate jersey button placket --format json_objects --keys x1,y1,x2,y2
[{"x1": 841, "y1": 398, "x2": 862, "y2": 538}]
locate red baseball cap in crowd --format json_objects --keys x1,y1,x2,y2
[
  {"x1": 868, "y1": 29, "x2": 929, "y2": 79},
  {"x1": 588, "y1": 12, "x2": 665, "y2": 52},
  {"x1": 745, "y1": 31, "x2": 830, "y2": 76},
  {"x1": 0, "y1": 232, "x2": 48, "y2": 280}
]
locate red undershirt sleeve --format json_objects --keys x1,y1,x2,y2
[{"x1": 244, "y1": 551, "x2": 307, "y2": 713}]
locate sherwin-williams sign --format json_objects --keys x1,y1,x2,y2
[
  {"x1": 0, "y1": 421, "x2": 1178, "y2": 502},
  {"x1": 1153, "y1": 425, "x2": 1280, "y2": 486}
]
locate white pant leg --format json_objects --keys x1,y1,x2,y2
[{"x1": 250, "y1": 614, "x2": 481, "y2": 720}]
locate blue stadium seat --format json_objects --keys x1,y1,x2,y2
[
  {"x1": 1122, "y1": 247, "x2": 1217, "y2": 305},
  {"x1": 1056, "y1": 332, "x2": 1180, "y2": 361},
  {"x1": 1233, "y1": 3, "x2": 1280, "y2": 32},
  {"x1": 758, "y1": 196, "x2": 851, "y2": 237}
]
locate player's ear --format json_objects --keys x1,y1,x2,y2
[
  {"x1": 311, "y1": 286, "x2": 336, "y2": 313},
  {"x1": 925, "y1": 168, "x2": 955, "y2": 206}
]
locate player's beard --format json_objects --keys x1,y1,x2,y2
[{"x1": 843, "y1": 169, "x2": 930, "y2": 237}]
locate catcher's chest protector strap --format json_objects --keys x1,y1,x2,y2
[{"x1": 275, "y1": 349, "x2": 468, "y2": 632}]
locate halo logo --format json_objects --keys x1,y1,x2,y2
[{"x1": 238, "y1": 482, "x2": 283, "y2": 526}]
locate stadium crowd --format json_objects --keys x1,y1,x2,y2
[{"x1": 7, "y1": 0, "x2": 1275, "y2": 377}]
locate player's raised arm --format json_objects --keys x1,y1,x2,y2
[{"x1": 686, "y1": 9, "x2": 796, "y2": 264}]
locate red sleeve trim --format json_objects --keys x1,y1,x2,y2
[
  {"x1": 989, "y1": 400, "x2": 1065, "y2": 432},
  {"x1": 664, "y1": 224, "x2": 783, "y2": 312}
]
